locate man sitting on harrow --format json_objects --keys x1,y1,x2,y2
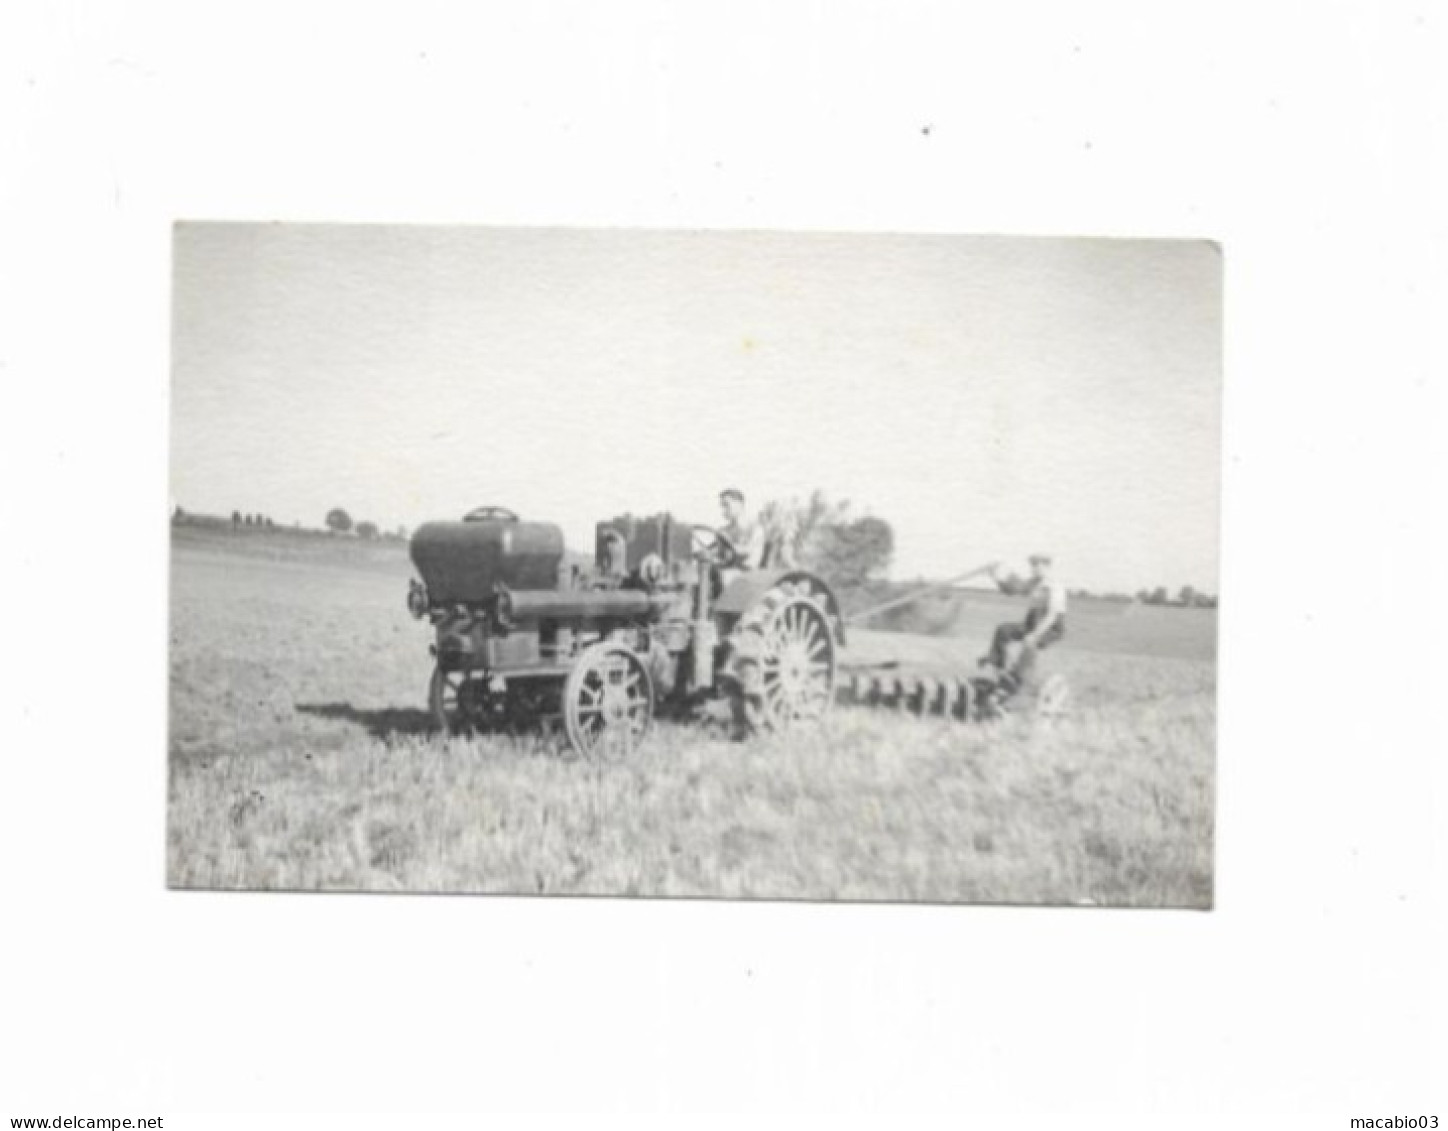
[{"x1": 982, "y1": 553, "x2": 1068, "y2": 696}]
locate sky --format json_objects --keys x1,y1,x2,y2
[{"x1": 171, "y1": 224, "x2": 1220, "y2": 593}]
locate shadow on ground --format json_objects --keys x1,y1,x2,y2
[{"x1": 296, "y1": 702, "x2": 437, "y2": 740}]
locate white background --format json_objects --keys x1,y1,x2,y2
[{"x1": 1, "y1": 1, "x2": 1444, "y2": 1122}]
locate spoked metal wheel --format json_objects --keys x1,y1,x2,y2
[
  {"x1": 429, "y1": 665, "x2": 491, "y2": 736},
  {"x1": 730, "y1": 585, "x2": 839, "y2": 732},
  {"x1": 562, "y1": 642, "x2": 654, "y2": 761}
]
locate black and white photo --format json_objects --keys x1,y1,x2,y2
[{"x1": 169, "y1": 224, "x2": 1220, "y2": 905}]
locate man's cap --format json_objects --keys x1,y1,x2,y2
[
  {"x1": 719, "y1": 487, "x2": 745, "y2": 504},
  {"x1": 1029, "y1": 552, "x2": 1053, "y2": 565}
]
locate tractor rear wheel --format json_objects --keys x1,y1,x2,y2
[{"x1": 727, "y1": 580, "x2": 839, "y2": 732}]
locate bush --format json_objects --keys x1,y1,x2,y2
[{"x1": 759, "y1": 490, "x2": 894, "y2": 588}]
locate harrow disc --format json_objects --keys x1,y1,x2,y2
[{"x1": 834, "y1": 666, "x2": 1072, "y2": 724}]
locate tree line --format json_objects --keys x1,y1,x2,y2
[
  {"x1": 170, "y1": 504, "x2": 407, "y2": 542},
  {"x1": 755, "y1": 492, "x2": 1217, "y2": 609},
  {"x1": 179, "y1": 495, "x2": 1211, "y2": 608},
  {"x1": 1132, "y1": 585, "x2": 1218, "y2": 609},
  {"x1": 323, "y1": 508, "x2": 409, "y2": 541}
]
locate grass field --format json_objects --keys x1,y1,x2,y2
[{"x1": 167, "y1": 526, "x2": 1216, "y2": 906}]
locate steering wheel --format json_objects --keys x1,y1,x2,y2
[
  {"x1": 463, "y1": 505, "x2": 520, "y2": 523},
  {"x1": 690, "y1": 524, "x2": 743, "y2": 568}
]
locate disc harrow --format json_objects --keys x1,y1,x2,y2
[{"x1": 838, "y1": 668, "x2": 1070, "y2": 723}]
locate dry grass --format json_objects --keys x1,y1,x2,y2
[{"x1": 168, "y1": 539, "x2": 1215, "y2": 906}]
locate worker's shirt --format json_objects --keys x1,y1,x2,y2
[
  {"x1": 1024, "y1": 577, "x2": 1068, "y2": 628},
  {"x1": 721, "y1": 518, "x2": 766, "y2": 569}
]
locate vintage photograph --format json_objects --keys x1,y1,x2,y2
[{"x1": 169, "y1": 224, "x2": 1220, "y2": 905}]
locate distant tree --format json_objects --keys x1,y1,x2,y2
[
  {"x1": 395, "y1": 524, "x2": 410, "y2": 541},
  {"x1": 1150, "y1": 586, "x2": 1169, "y2": 606},
  {"x1": 758, "y1": 491, "x2": 894, "y2": 586},
  {"x1": 264, "y1": 516, "x2": 274, "y2": 529},
  {"x1": 232, "y1": 510, "x2": 241, "y2": 527},
  {"x1": 356, "y1": 520, "x2": 379, "y2": 540},
  {"x1": 817, "y1": 514, "x2": 894, "y2": 588},
  {"x1": 325, "y1": 507, "x2": 353, "y2": 534},
  {"x1": 758, "y1": 490, "x2": 849, "y2": 568}
]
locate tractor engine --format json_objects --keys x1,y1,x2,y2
[
  {"x1": 593, "y1": 512, "x2": 710, "y2": 687},
  {"x1": 593, "y1": 512, "x2": 694, "y2": 588}
]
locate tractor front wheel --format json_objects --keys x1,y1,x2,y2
[
  {"x1": 429, "y1": 665, "x2": 490, "y2": 736},
  {"x1": 561, "y1": 642, "x2": 655, "y2": 761}
]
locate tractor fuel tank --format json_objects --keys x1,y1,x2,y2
[{"x1": 410, "y1": 515, "x2": 564, "y2": 603}]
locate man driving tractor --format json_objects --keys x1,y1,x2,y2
[
  {"x1": 982, "y1": 553, "x2": 1067, "y2": 692},
  {"x1": 717, "y1": 487, "x2": 767, "y2": 570}
]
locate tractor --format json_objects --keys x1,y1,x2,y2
[{"x1": 406, "y1": 506, "x2": 845, "y2": 757}]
